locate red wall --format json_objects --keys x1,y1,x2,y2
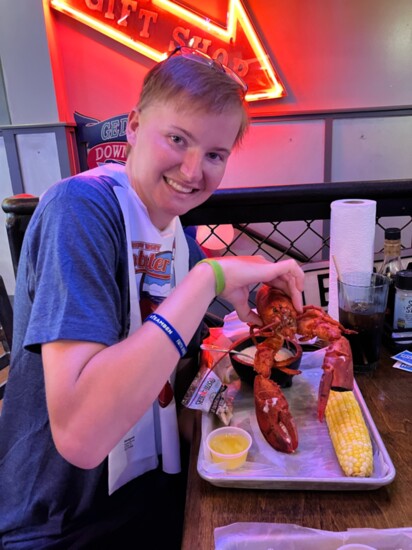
[{"x1": 44, "y1": 0, "x2": 412, "y2": 124}]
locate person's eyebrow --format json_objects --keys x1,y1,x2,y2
[{"x1": 170, "y1": 125, "x2": 232, "y2": 155}]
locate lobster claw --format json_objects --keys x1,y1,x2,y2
[
  {"x1": 254, "y1": 375, "x2": 298, "y2": 454},
  {"x1": 318, "y1": 336, "x2": 354, "y2": 421}
]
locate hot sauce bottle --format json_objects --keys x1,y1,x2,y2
[
  {"x1": 393, "y1": 270, "x2": 412, "y2": 330},
  {"x1": 378, "y1": 227, "x2": 403, "y2": 326}
]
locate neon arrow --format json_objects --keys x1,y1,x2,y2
[{"x1": 50, "y1": 0, "x2": 286, "y2": 101}]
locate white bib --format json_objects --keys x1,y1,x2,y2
[{"x1": 89, "y1": 165, "x2": 189, "y2": 494}]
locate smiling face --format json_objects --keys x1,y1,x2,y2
[{"x1": 125, "y1": 100, "x2": 243, "y2": 229}]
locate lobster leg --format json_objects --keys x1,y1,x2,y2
[
  {"x1": 254, "y1": 375, "x2": 298, "y2": 453},
  {"x1": 318, "y1": 336, "x2": 354, "y2": 421}
]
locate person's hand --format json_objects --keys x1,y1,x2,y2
[{"x1": 216, "y1": 256, "x2": 304, "y2": 325}]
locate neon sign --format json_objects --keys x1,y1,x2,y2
[{"x1": 50, "y1": 0, "x2": 286, "y2": 101}]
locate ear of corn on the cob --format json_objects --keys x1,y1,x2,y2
[{"x1": 325, "y1": 390, "x2": 373, "y2": 477}]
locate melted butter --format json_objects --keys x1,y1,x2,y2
[
  {"x1": 241, "y1": 345, "x2": 294, "y2": 364},
  {"x1": 209, "y1": 433, "x2": 249, "y2": 455}
]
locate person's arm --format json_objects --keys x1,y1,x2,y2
[{"x1": 43, "y1": 256, "x2": 304, "y2": 469}]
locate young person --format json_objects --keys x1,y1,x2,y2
[{"x1": 0, "y1": 48, "x2": 304, "y2": 548}]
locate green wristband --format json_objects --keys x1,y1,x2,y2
[{"x1": 197, "y1": 259, "x2": 226, "y2": 295}]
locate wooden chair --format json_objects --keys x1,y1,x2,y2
[
  {"x1": 1, "y1": 195, "x2": 38, "y2": 411},
  {"x1": 2, "y1": 194, "x2": 39, "y2": 276},
  {"x1": 0, "y1": 275, "x2": 13, "y2": 352},
  {"x1": 0, "y1": 276, "x2": 13, "y2": 412}
]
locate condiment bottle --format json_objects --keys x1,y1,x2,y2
[
  {"x1": 378, "y1": 227, "x2": 403, "y2": 325},
  {"x1": 393, "y1": 270, "x2": 412, "y2": 330}
]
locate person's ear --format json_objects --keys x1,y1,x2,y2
[{"x1": 126, "y1": 109, "x2": 140, "y2": 146}]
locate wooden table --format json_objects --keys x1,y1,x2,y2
[{"x1": 181, "y1": 347, "x2": 412, "y2": 549}]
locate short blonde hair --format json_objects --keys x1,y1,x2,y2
[{"x1": 136, "y1": 54, "x2": 249, "y2": 147}]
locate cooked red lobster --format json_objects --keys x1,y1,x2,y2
[{"x1": 251, "y1": 285, "x2": 355, "y2": 453}]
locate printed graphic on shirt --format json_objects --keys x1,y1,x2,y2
[{"x1": 133, "y1": 240, "x2": 175, "y2": 320}]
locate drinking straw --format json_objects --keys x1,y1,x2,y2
[
  {"x1": 332, "y1": 254, "x2": 349, "y2": 307},
  {"x1": 332, "y1": 255, "x2": 342, "y2": 282}
]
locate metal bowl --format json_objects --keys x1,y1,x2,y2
[{"x1": 230, "y1": 335, "x2": 302, "y2": 388}]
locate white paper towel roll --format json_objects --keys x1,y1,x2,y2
[{"x1": 328, "y1": 199, "x2": 376, "y2": 320}]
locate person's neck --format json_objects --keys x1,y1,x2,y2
[{"x1": 148, "y1": 208, "x2": 175, "y2": 232}]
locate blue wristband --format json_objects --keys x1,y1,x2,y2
[{"x1": 145, "y1": 313, "x2": 187, "y2": 357}]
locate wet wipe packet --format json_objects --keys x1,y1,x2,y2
[
  {"x1": 392, "y1": 349, "x2": 412, "y2": 367},
  {"x1": 392, "y1": 361, "x2": 412, "y2": 373},
  {"x1": 182, "y1": 329, "x2": 241, "y2": 425}
]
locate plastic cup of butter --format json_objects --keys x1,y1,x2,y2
[{"x1": 206, "y1": 426, "x2": 252, "y2": 470}]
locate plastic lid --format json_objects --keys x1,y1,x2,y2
[
  {"x1": 395, "y1": 270, "x2": 412, "y2": 290},
  {"x1": 384, "y1": 227, "x2": 401, "y2": 240}
]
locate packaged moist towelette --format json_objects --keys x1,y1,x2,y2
[{"x1": 182, "y1": 330, "x2": 240, "y2": 425}]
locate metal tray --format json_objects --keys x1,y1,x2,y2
[{"x1": 197, "y1": 350, "x2": 396, "y2": 490}]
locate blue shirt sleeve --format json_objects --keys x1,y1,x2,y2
[{"x1": 21, "y1": 176, "x2": 129, "y2": 352}]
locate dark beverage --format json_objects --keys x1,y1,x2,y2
[{"x1": 339, "y1": 305, "x2": 385, "y2": 373}]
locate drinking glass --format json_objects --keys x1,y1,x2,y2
[{"x1": 338, "y1": 272, "x2": 389, "y2": 373}]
